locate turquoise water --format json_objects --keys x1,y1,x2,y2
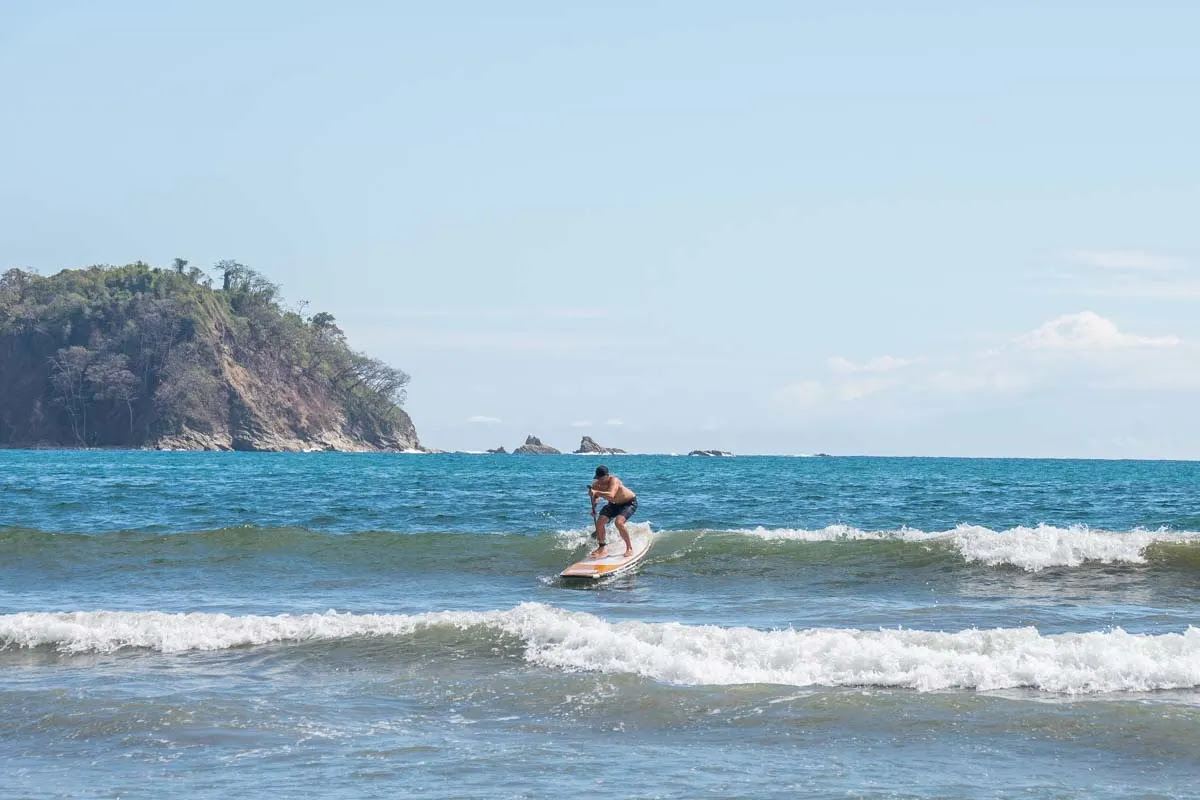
[{"x1": 2, "y1": 452, "x2": 1199, "y2": 798}]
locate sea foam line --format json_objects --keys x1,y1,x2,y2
[
  {"x1": 553, "y1": 521, "x2": 654, "y2": 550},
  {"x1": 2, "y1": 604, "x2": 1198, "y2": 695},
  {"x1": 732, "y1": 524, "x2": 1200, "y2": 571}
]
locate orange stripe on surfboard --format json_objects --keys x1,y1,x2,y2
[{"x1": 560, "y1": 531, "x2": 653, "y2": 579}]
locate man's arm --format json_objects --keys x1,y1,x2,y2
[{"x1": 589, "y1": 478, "x2": 623, "y2": 501}]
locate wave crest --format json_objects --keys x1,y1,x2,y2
[
  {"x1": 3, "y1": 604, "x2": 1198, "y2": 695},
  {"x1": 734, "y1": 524, "x2": 1200, "y2": 571},
  {"x1": 3, "y1": 522, "x2": 1197, "y2": 572}
]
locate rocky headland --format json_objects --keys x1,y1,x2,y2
[{"x1": 0, "y1": 262, "x2": 419, "y2": 452}]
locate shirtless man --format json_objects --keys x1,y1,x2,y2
[{"x1": 588, "y1": 465, "x2": 638, "y2": 558}]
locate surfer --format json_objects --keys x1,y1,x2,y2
[{"x1": 588, "y1": 465, "x2": 638, "y2": 558}]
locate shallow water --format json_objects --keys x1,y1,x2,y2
[{"x1": 2, "y1": 452, "x2": 1198, "y2": 798}]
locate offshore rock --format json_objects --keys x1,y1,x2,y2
[
  {"x1": 574, "y1": 436, "x2": 626, "y2": 455},
  {"x1": 486, "y1": 446, "x2": 508, "y2": 454},
  {"x1": 688, "y1": 449, "x2": 734, "y2": 457},
  {"x1": 513, "y1": 435, "x2": 560, "y2": 455}
]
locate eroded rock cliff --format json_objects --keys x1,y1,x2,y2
[{"x1": 0, "y1": 262, "x2": 419, "y2": 452}]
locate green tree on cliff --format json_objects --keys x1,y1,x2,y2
[{"x1": 0, "y1": 261, "x2": 412, "y2": 449}]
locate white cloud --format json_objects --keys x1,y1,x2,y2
[
  {"x1": 836, "y1": 377, "x2": 894, "y2": 400},
  {"x1": 827, "y1": 355, "x2": 914, "y2": 374},
  {"x1": 1018, "y1": 311, "x2": 1179, "y2": 351},
  {"x1": 468, "y1": 415, "x2": 502, "y2": 424},
  {"x1": 1077, "y1": 278, "x2": 1200, "y2": 300},
  {"x1": 1067, "y1": 250, "x2": 1185, "y2": 272},
  {"x1": 605, "y1": 419, "x2": 625, "y2": 427},
  {"x1": 1046, "y1": 250, "x2": 1200, "y2": 300},
  {"x1": 771, "y1": 373, "x2": 898, "y2": 412},
  {"x1": 772, "y1": 312, "x2": 1187, "y2": 418}
]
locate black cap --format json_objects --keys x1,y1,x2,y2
[{"x1": 594, "y1": 465, "x2": 609, "y2": 478}]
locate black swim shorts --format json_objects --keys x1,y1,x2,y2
[{"x1": 599, "y1": 497, "x2": 638, "y2": 521}]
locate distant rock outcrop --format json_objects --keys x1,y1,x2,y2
[
  {"x1": 573, "y1": 435, "x2": 626, "y2": 455},
  {"x1": 486, "y1": 446, "x2": 508, "y2": 454},
  {"x1": 688, "y1": 449, "x2": 733, "y2": 457},
  {"x1": 513, "y1": 435, "x2": 560, "y2": 454}
]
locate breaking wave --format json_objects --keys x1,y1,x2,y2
[
  {"x1": 3, "y1": 604, "x2": 1198, "y2": 695},
  {"x1": 728, "y1": 523, "x2": 1200, "y2": 571},
  {"x1": 5, "y1": 522, "x2": 1199, "y2": 573}
]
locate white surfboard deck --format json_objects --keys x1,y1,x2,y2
[{"x1": 560, "y1": 529, "x2": 653, "y2": 579}]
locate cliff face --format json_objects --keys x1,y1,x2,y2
[
  {"x1": 0, "y1": 263, "x2": 419, "y2": 452},
  {"x1": 152, "y1": 342, "x2": 420, "y2": 452}
]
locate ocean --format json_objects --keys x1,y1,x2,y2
[{"x1": 1, "y1": 451, "x2": 1198, "y2": 799}]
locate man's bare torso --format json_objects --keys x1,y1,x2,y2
[{"x1": 592, "y1": 476, "x2": 636, "y2": 504}]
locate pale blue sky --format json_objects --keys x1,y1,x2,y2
[{"x1": 3, "y1": 2, "x2": 1199, "y2": 456}]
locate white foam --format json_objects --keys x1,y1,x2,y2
[
  {"x1": 732, "y1": 524, "x2": 1200, "y2": 571},
  {"x1": 553, "y1": 521, "x2": 653, "y2": 551},
  {"x1": 737, "y1": 524, "x2": 906, "y2": 543},
  {"x1": 945, "y1": 524, "x2": 1169, "y2": 570},
  {"x1": 3, "y1": 604, "x2": 1198, "y2": 695},
  {"x1": 0, "y1": 609, "x2": 430, "y2": 654}
]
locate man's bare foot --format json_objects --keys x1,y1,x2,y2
[
  {"x1": 622, "y1": 550, "x2": 634, "y2": 558},
  {"x1": 589, "y1": 544, "x2": 608, "y2": 558}
]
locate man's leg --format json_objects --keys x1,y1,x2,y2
[
  {"x1": 615, "y1": 515, "x2": 633, "y2": 556},
  {"x1": 590, "y1": 516, "x2": 611, "y2": 557}
]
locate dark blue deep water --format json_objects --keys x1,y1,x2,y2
[{"x1": 2, "y1": 452, "x2": 1199, "y2": 798}]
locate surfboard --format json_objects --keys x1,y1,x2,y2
[{"x1": 560, "y1": 528, "x2": 653, "y2": 579}]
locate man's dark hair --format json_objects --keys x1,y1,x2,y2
[{"x1": 594, "y1": 465, "x2": 609, "y2": 478}]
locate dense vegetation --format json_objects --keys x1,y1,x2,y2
[{"x1": 0, "y1": 261, "x2": 412, "y2": 449}]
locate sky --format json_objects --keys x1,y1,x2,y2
[{"x1": 2, "y1": 1, "x2": 1199, "y2": 457}]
